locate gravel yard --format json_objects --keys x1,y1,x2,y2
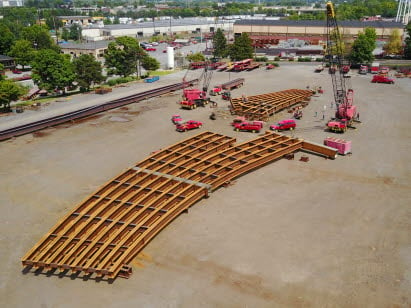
[{"x1": 0, "y1": 63, "x2": 410, "y2": 307}]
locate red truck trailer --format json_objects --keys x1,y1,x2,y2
[
  {"x1": 371, "y1": 62, "x2": 380, "y2": 74},
  {"x1": 210, "y1": 78, "x2": 245, "y2": 96},
  {"x1": 233, "y1": 59, "x2": 253, "y2": 72}
]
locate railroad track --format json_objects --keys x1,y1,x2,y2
[
  {"x1": 21, "y1": 131, "x2": 338, "y2": 281},
  {"x1": 0, "y1": 80, "x2": 198, "y2": 142}
]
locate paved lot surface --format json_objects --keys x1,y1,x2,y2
[{"x1": 1, "y1": 63, "x2": 410, "y2": 307}]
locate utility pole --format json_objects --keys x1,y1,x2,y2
[{"x1": 169, "y1": 16, "x2": 172, "y2": 38}]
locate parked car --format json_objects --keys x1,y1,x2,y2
[
  {"x1": 150, "y1": 42, "x2": 159, "y2": 46},
  {"x1": 176, "y1": 120, "x2": 203, "y2": 132},
  {"x1": 230, "y1": 116, "x2": 246, "y2": 126},
  {"x1": 145, "y1": 47, "x2": 156, "y2": 51},
  {"x1": 233, "y1": 121, "x2": 263, "y2": 133},
  {"x1": 359, "y1": 65, "x2": 368, "y2": 75},
  {"x1": 12, "y1": 69, "x2": 22, "y2": 74},
  {"x1": 140, "y1": 42, "x2": 151, "y2": 49},
  {"x1": 371, "y1": 75, "x2": 394, "y2": 84},
  {"x1": 270, "y1": 119, "x2": 296, "y2": 131},
  {"x1": 314, "y1": 65, "x2": 324, "y2": 72},
  {"x1": 379, "y1": 66, "x2": 389, "y2": 74},
  {"x1": 171, "y1": 114, "x2": 182, "y2": 124}
]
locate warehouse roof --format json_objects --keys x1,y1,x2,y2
[
  {"x1": 0, "y1": 55, "x2": 14, "y2": 60},
  {"x1": 89, "y1": 18, "x2": 232, "y2": 30},
  {"x1": 59, "y1": 41, "x2": 109, "y2": 50},
  {"x1": 234, "y1": 19, "x2": 403, "y2": 28}
]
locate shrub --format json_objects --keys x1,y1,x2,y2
[
  {"x1": 254, "y1": 56, "x2": 268, "y2": 62},
  {"x1": 106, "y1": 76, "x2": 137, "y2": 86},
  {"x1": 274, "y1": 57, "x2": 280, "y2": 61},
  {"x1": 187, "y1": 52, "x2": 205, "y2": 62},
  {"x1": 266, "y1": 62, "x2": 280, "y2": 67}
]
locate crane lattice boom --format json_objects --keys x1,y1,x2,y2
[{"x1": 325, "y1": 1, "x2": 356, "y2": 123}]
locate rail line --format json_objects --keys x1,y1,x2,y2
[
  {"x1": 0, "y1": 80, "x2": 198, "y2": 142},
  {"x1": 21, "y1": 131, "x2": 337, "y2": 281}
]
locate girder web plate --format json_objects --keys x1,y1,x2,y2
[{"x1": 21, "y1": 131, "x2": 337, "y2": 280}]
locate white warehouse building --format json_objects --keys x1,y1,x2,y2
[{"x1": 81, "y1": 18, "x2": 234, "y2": 41}]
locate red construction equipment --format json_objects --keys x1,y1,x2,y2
[
  {"x1": 180, "y1": 62, "x2": 217, "y2": 110},
  {"x1": 232, "y1": 59, "x2": 260, "y2": 72},
  {"x1": 325, "y1": 1, "x2": 358, "y2": 133},
  {"x1": 210, "y1": 78, "x2": 245, "y2": 96},
  {"x1": 233, "y1": 121, "x2": 264, "y2": 133}
]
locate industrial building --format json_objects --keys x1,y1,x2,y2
[
  {"x1": 234, "y1": 19, "x2": 405, "y2": 45},
  {"x1": 81, "y1": 18, "x2": 234, "y2": 41},
  {"x1": 59, "y1": 41, "x2": 109, "y2": 60},
  {"x1": 0, "y1": 0, "x2": 23, "y2": 7},
  {"x1": 58, "y1": 16, "x2": 105, "y2": 26},
  {"x1": 0, "y1": 55, "x2": 15, "y2": 70}
]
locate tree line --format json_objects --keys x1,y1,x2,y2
[{"x1": 1, "y1": 0, "x2": 400, "y2": 23}]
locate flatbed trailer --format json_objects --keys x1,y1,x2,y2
[
  {"x1": 246, "y1": 63, "x2": 261, "y2": 71},
  {"x1": 221, "y1": 78, "x2": 245, "y2": 90}
]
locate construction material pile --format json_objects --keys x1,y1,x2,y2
[{"x1": 230, "y1": 89, "x2": 313, "y2": 121}]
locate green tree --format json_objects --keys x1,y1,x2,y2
[
  {"x1": 104, "y1": 36, "x2": 147, "y2": 77},
  {"x1": 349, "y1": 31, "x2": 375, "y2": 64},
  {"x1": 141, "y1": 56, "x2": 160, "y2": 74},
  {"x1": 0, "y1": 63, "x2": 5, "y2": 81},
  {"x1": 8, "y1": 40, "x2": 35, "y2": 70},
  {"x1": 21, "y1": 25, "x2": 59, "y2": 51},
  {"x1": 364, "y1": 27, "x2": 377, "y2": 51},
  {"x1": 404, "y1": 22, "x2": 411, "y2": 59},
  {"x1": 62, "y1": 28, "x2": 70, "y2": 41},
  {"x1": 73, "y1": 54, "x2": 105, "y2": 91},
  {"x1": 337, "y1": 0, "x2": 398, "y2": 20},
  {"x1": 0, "y1": 24, "x2": 15, "y2": 55},
  {"x1": 213, "y1": 28, "x2": 227, "y2": 58},
  {"x1": 69, "y1": 24, "x2": 82, "y2": 41},
  {"x1": 186, "y1": 52, "x2": 205, "y2": 62},
  {"x1": 31, "y1": 49, "x2": 76, "y2": 94},
  {"x1": 228, "y1": 33, "x2": 253, "y2": 61},
  {"x1": 383, "y1": 29, "x2": 402, "y2": 55},
  {"x1": 0, "y1": 80, "x2": 28, "y2": 112}
]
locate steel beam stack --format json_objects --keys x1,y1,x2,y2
[
  {"x1": 21, "y1": 131, "x2": 337, "y2": 280},
  {"x1": 230, "y1": 89, "x2": 313, "y2": 121}
]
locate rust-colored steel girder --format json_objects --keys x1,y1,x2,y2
[
  {"x1": 21, "y1": 131, "x2": 337, "y2": 280},
  {"x1": 230, "y1": 89, "x2": 313, "y2": 121}
]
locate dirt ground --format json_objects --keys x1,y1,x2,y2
[{"x1": 1, "y1": 63, "x2": 410, "y2": 308}]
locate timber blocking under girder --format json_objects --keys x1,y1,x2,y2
[{"x1": 21, "y1": 131, "x2": 337, "y2": 281}]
